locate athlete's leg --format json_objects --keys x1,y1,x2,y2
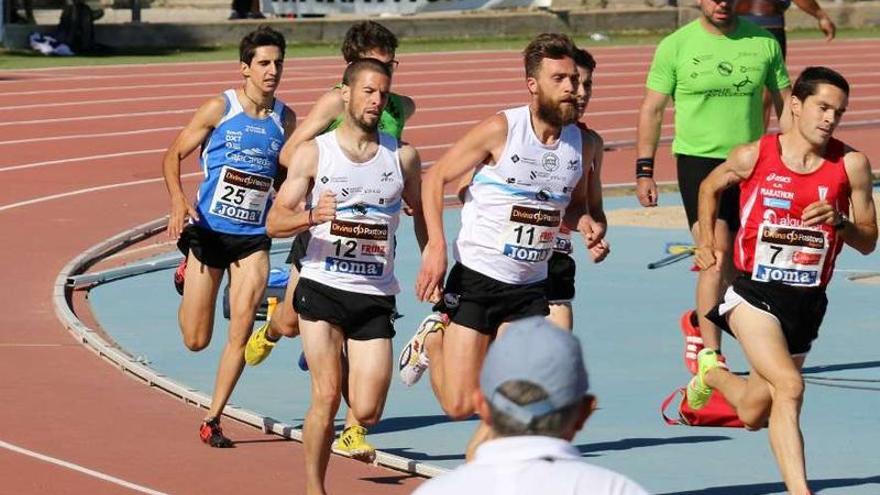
[
  {"x1": 300, "y1": 318, "x2": 345, "y2": 495},
  {"x1": 178, "y1": 249, "x2": 224, "y2": 352},
  {"x1": 207, "y1": 249, "x2": 268, "y2": 419},
  {"x1": 344, "y1": 337, "x2": 391, "y2": 424},
  {"x1": 547, "y1": 302, "x2": 573, "y2": 330},
  {"x1": 424, "y1": 322, "x2": 490, "y2": 420},
  {"x1": 714, "y1": 303, "x2": 810, "y2": 494},
  {"x1": 268, "y1": 263, "x2": 301, "y2": 338},
  {"x1": 692, "y1": 218, "x2": 735, "y2": 352}
]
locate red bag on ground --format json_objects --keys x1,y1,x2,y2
[{"x1": 661, "y1": 387, "x2": 745, "y2": 428}]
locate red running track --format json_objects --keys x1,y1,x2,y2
[{"x1": 2, "y1": 39, "x2": 880, "y2": 494}]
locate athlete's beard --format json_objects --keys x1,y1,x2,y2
[
  {"x1": 349, "y1": 106, "x2": 380, "y2": 133},
  {"x1": 536, "y1": 90, "x2": 578, "y2": 127}
]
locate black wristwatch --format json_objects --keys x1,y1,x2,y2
[{"x1": 832, "y1": 213, "x2": 848, "y2": 231}]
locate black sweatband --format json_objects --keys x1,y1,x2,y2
[
  {"x1": 636, "y1": 158, "x2": 654, "y2": 179},
  {"x1": 308, "y1": 208, "x2": 314, "y2": 226}
]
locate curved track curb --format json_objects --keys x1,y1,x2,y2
[{"x1": 52, "y1": 216, "x2": 448, "y2": 479}]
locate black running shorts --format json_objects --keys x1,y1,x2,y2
[
  {"x1": 441, "y1": 262, "x2": 549, "y2": 336},
  {"x1": 707, "y1": 274, "x2": 828, "y2": 355},
  {"x1": 546, "y1": 251, "x2": 576, "y2": 303},
  {"x1": 177, "y1": 224, "x2": 270, "y2": 270},
  {"x1": 677, "y1": 154, "x2": 740, "y2": 231},
  {"x1": 293, "y1": 277, "x2": 396, "y2": 340},
  {"x1": 284, "y1": 230, "x2": 311, "y2": 271}
]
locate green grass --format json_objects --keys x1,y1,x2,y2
[{"x1": 2, "y1": 26, "x2": 880, "y2": 70}]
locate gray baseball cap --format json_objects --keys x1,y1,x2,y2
[{"x1": 480, "y1": 316, "x2": 590, "y2": 425}]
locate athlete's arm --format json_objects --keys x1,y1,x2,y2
[
  {"x1": 803, "y1": 150, "x2": 877, "y2": 254},
  {"x1": 695, "y1": 142, "x2": 760, "y2": 271},
  {"x1": 792, "y1": 0, "x2": 836, "y2": 41},
  {"x1": 585, "y1": 130, "x2": 610, "y2": 262},
  {"x1": 565, "y1": 128, "x2": 605, "y2": 250},
  {"x1": 415, "y1": 114, "x2": 507, "y2": 302},
  {"x1": 273, "y1": 105, "x2": 298, "y2": 187},
  {"x1": 399, "y1": 95, "x2": 416, "y2": 122},
  {"x1": 266, "y1": 140, "x2": 336, "y2": 238},
  {"x1": 278, "y1": 90, "x2": 343, "y2": 171},
  {"x1": 161, "y1": 95, "x2": 225, "y2": 240},
  {"x1": 399, "y1": 144, "x2": 428, "y2": 252},
  {"x1": 770, "y1": 86, "x2": 793, "y2": 132},
  {"x1": 635, "y1": 89, "x2": 671, "y2": 207}
]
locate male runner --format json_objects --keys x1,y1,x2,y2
[
  {"x1": 162, "y1": 25, "x2": 295, "y2": 447},
  {"x1": 635, "y1": 0, "x2": 791, "y2": 374},
  {"x1": 266, "y1": 58, "x2": 427, "y2": 495},
  {"x1": 245, "y1": 20, "x2": 415, "y2": 366},
  {"x1": 399, "y1": 33, "x2": 601, "y2": 456},
  {"x1": 689, "y1": 66, "x2": 876, "y2": 494}
]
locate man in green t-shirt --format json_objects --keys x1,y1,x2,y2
[{"x1": 635, "y1": 0, "x2": 791, "y2": 375}]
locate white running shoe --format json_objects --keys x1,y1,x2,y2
[{"x1": 398, "y1": 312, "x2": 447, "y2": 386}]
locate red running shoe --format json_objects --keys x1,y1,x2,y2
[
  {"x1": 680, "y1": 309, "x2": 703, "y2": 375},
  {"x1": 199, "y1": 417, "x2": 233, "y2": 448},
  {"x1": 173, "y1": 258, "x2": 186, "y2": 296}
]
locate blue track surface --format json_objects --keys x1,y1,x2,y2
[{"x1": 90, "y1": 193, "x2": 880, "y2": 494}]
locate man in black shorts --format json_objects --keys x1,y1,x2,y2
[
  {"x1": 635, "y1": 0, "x2": 791, "y2": 375},
  {"x1": 689, "y1": 67, "x2": 876, "y2": 493},
  {"x1": 400, "y1": 33, "x2": 601, "y2": 459},
  {"x1": 162, "y1": 26, "x2": 296, "y2": 447}
]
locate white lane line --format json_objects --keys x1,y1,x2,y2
[
  {"x1": 0, "y1": 149, "x2": 166, "y2": 173},
  {"x1": 0, "y1": 439, "x2": 170, "y2": 495},
  {"x1": 0, "y1": 127, "x2": 180, "y2": 146},
  {"x1": 0, "y1": 173, "x2": 200, "y2": 213}
]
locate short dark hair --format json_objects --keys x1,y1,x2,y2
[
  {"x1": 792, "y1": 66, "x2": 850, "y2": 101},
  {"x1": 488, "y1": 380, "x2": 581, "y2": 438},
  {"x1": 573, "y1": 48, "x2": 596, "y2": 72},
  {"x1": 342, "y1": 58, "x2": 392, "y2": 87},
  {"x1": 522, "y1": 33, "x2": 578, "y2": 79},
  {"x1": 239, "y1": 25, "x2": 286, "y2": 65},
  {"x1": 341, "y1": 21, "x2": 399, "y2": 63}
]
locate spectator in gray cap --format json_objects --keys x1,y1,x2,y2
[{"x1": 413, "y1": 317, "x2": 649, "y2": 495}]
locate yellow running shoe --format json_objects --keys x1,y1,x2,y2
[
  {"x1": 686, "y1": 348, "x2": 721, "y2": 410},
  {"x1": 245, "y1": 323, "x2": 276, "y2": 366},
  {"x1": 334, "y1": 425, "x2": 376, "y2": 463}
]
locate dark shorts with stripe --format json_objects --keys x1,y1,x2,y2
[
  {"x1": 707, "y1": 274, "x2": 828, "y2": 355},
  {"x1": 177, "y1": 224, "x2": 270, "y2": 269},
  {"x1": 677, "y1": 154, "x2": 741, "y2": 232},
  {"x1": 441, "y1": 262, "x2": 549, "y2": 336},
  {"x1": 293, "y1": 277, "x2": 396, "y2": 340},
  {"x1": 284, "y1": 230, "x2": 311, "y2": 271},
  {"x1": 547, "y1": 251, "x2": 576, "y2": 303}
]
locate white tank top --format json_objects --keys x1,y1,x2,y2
[
  {"x1": 454, "y1": 105, "x2": 584, "y2": 284},
  {"x1": 299, "y1": 130, "x2": 404, "y2": 296}
]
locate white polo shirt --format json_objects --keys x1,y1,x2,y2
[{"x1": 413, "y1": 436, "x2": 650, "y2": 495}]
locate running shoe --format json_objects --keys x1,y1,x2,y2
[
  {"x1": 398, "y1": 312, "x2": 448, "y2": 386},
  {"x1": 244, "y1": 323, "x2": 276, "y2": 366},
  {"x1": 334, "y1": 425, "x2": 375, "y2": 463},
  {"x1": 686, "y1": 348, "x2": 721, "y2": 410},
  {"x1": 680, "y1": 309, "x2": 703, "y2": 375},
  {"x1": 173, "y1": 258, "x2": 187, "y2": 296},
  {"x1": 199, "y1": 417, "x2": 233, "y2": 448}
]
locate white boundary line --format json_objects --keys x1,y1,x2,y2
[{"x1": 0, "y1": 439, "x2": 170, "y2": 495}]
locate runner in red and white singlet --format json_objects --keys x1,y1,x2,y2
[
  {"x1": 733, "y1": 133, "x2": 849, "y2": 288},
  {"x1": 687, "y1": 67, "x2": 877, "y2": 495}
]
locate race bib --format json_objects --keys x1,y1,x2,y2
[
  {"x1": 554, "y1": 225, "x2": 573, "y2": 254},
  {"x1": 499, "y1": 205, "x2": 560, "y2": 262},
  {"x1": 209, "y1": 166, "x2": 273, "y2": 225},
  {"x1": 323, "y1": 219, "x2": 389, "y2": 278},
  {"x1": 751, "y1": 223, "x2": 828, "y2": 287}
]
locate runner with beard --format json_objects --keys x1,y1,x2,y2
[
  {"x1": 265, "y1": 58, "x2": 427, "y2": 495},
  {"x1": 398, "y1": 33, "x2": 602, "y2": 458}
]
